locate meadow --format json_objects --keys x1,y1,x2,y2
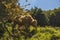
[{"x1": 0, "y1": 25, "x2": 60, "y2": 40}]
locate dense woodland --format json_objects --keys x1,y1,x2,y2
[
  {"x1": 30, "y1": 7, "x2": 60, "y2": 26},
  {"x1": 0, "y1": 0, "x2": 60, "y2": 40}
]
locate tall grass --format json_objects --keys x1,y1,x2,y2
[{"x1": 0, "y1": 26, "x2": 60, "y2": 40}]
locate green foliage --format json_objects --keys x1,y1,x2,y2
[
  {"x1": 0, "y1": 0, "x2": 60, "y2": 40},
  {"x1": 30, "y1": 7, "x2": 60, "y2": 26},
  {"x1": 0, "y1": 25, "x2": 60, "y2": 40},
  {"x1": 0, "y1": 23, "x2": 5, "y2": 38},
  {"x1": 29, "y1": 26, "x2": 60, "y2": 40},
  {"x1": 30, "y1": 7, "x2": 48, "y2": 26}
]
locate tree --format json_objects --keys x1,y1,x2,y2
[
  {"x1": 48, "y1": 7, "x2": 60, "y2": 26},
  {"x1": 0, "y1": 0, "x2": 24, "y2": 40},
  {"x1": 30, "y1": 7, "x2": 47, "y2": 26},
  {"x1": 49, "y1": 13, "x2": 56, "y2": 26},
  {"x1": 0, "y1": 0, "x2": 38, "y2": 40}
]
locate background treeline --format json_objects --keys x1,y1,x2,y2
[{"x1": 29, "y1": 7, "x2": 60, "y2": 27}]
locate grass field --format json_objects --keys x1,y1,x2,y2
[{"x1": 0, "y1": 26, "x2": 60, "y2": 40}]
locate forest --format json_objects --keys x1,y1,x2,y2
[{"x1": 0, "y1": 0, "x2": 60, "y2": 40}]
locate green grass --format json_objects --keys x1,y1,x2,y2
[
  {"x1": 0, "y1": 26, "x2": 60, "y2": 40},
  {"x1": 30, "y1": 26, "x2": 60, "y2": 40}
]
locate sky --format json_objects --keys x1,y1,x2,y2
[{"x1": 19, "y1": 0, "x2": 60, "y2": 10}]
